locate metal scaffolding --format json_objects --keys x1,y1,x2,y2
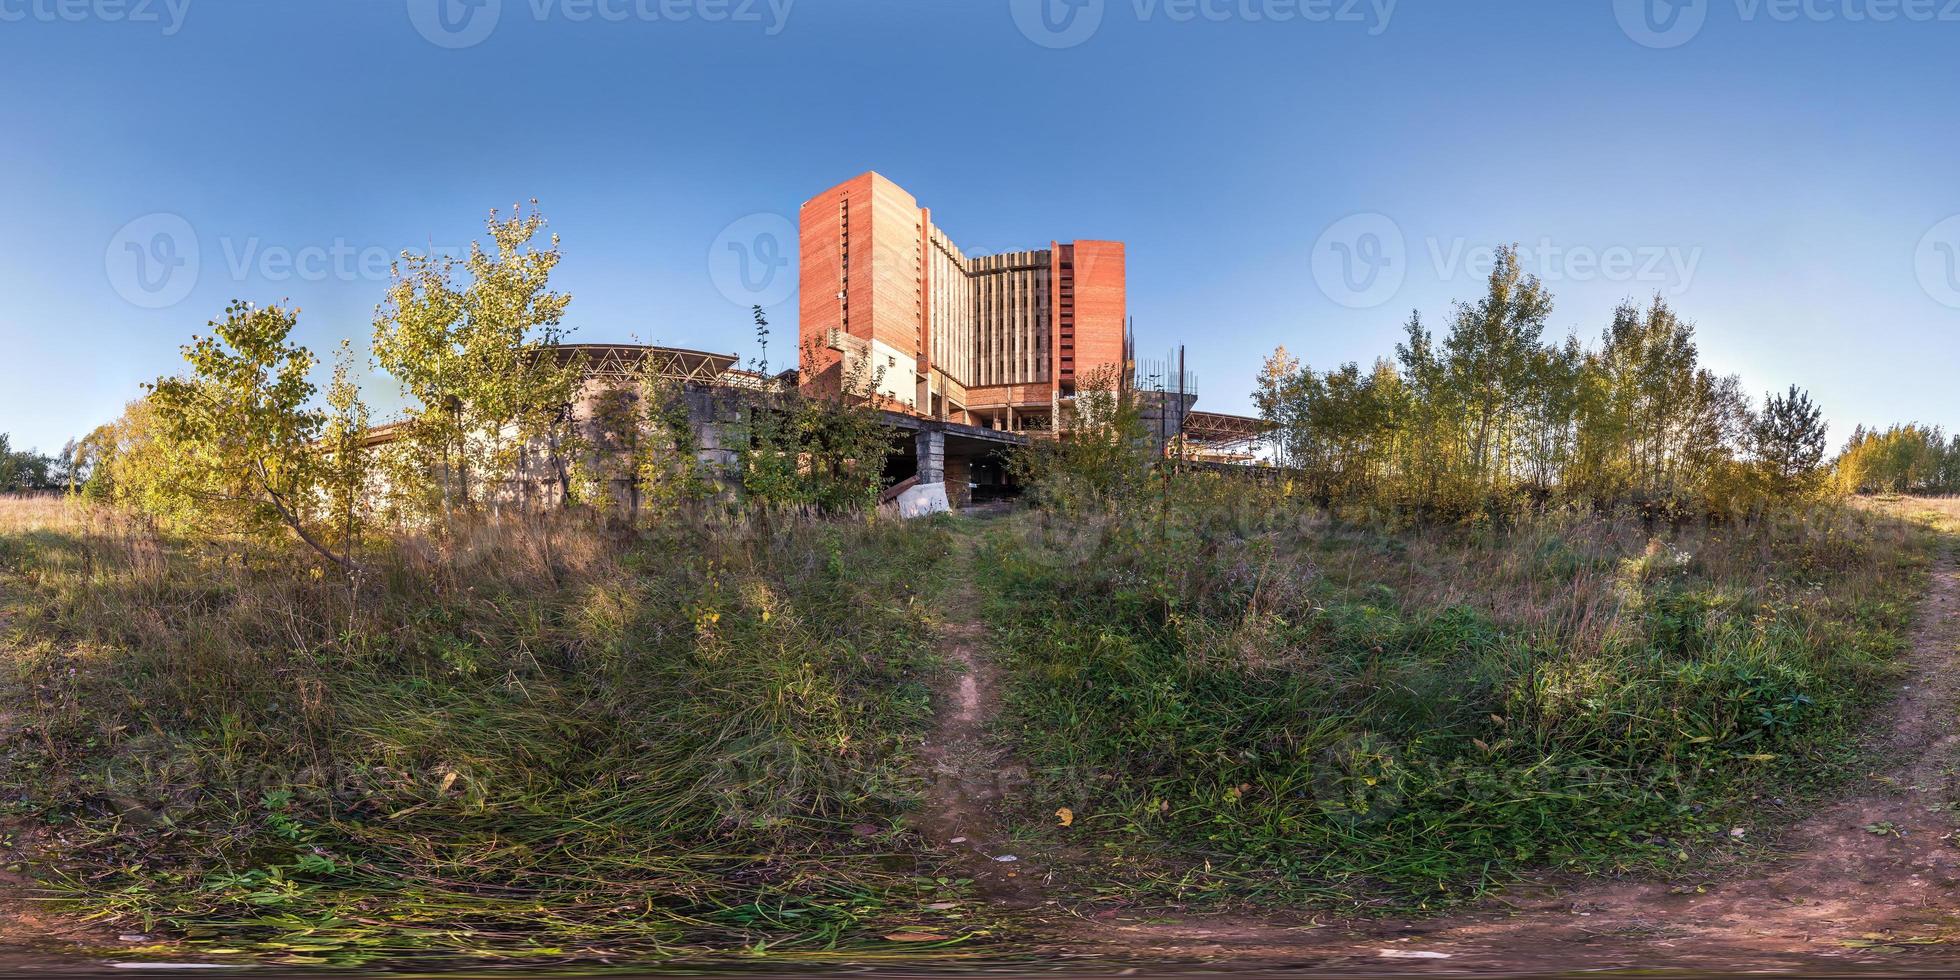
[{"x1": 552, "y1": 343, "x2": 783, "y2": 391}]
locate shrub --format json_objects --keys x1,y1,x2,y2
[
  {"x1": 979, "y1": 477, "x2": 1930, "y2": 904},
  {"x1": 0, "y1": 499, "x2": 957, "y2": 962}
]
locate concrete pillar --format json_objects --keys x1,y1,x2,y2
[{"x1": 915, "y1": 429, "x2": 944, "y2": 485}]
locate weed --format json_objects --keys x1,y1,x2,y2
[
  {"x1": 978, "y1": 479, "x2": 1942, "y2": 909},
  {"x1": 0, "y1": 499, "x2": 974, "y2": 966}
]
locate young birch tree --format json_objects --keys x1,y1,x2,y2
[
  {"x1": 372, "y1": 204, "x2": 584, "y2": 520},
  {"x1": 145, "y1": 301, "x2": 352, "y2": 570},
  {"x1": 320, "y1": 340, "x2": 374, "y2": 568}
]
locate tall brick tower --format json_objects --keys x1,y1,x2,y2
[{"x1": 798, "y1": 171, "x2": 1125, "y2": 432}]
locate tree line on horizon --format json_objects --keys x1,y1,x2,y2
[
  {"x1": 15, "y1": 204, "x2": 891, "y2": 574},
  {"x1": 0, "y1": 434, "x2": 68, "y2": 493},
  {"x1": 5, "y1": 229, "x2": 1959, "y2": 549},
  {"x1": 1835, "y1": 423, "x2": 1960, "y2": 495},
  {"x1": 1252, "y1": 245, "x2": 1958, "y2": 515}
]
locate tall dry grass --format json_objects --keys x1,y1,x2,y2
[{"x1": 0, "y1": 495, "x2": 967, "y2": 964}]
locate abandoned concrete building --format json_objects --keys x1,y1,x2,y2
[
  {"x1": 363, "y1": 342, "x2": 1264, "y2": 517},
  {"x1": 517, "y1": 340, "x2": 1260, "y2": 516},
  {"x1": 797, "y1": 171, "x2": 1128, "y2": 433},
  {"x1": 558, "y1": 344, "x2": 1035, "y2": 515},
  {"x1": 364, "y1": 171, "x2": 1269, "y2": 516},
  {"x1": 555, "y1": 343, "x2": 1034, "y2": 515}
]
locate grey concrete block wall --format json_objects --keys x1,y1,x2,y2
[
  {"x1": 513, "y1": 380, "x2": 1024, "y2": 513},
  {"x1": 915, "y1": 429, "x2": 945, "y2": 485}
]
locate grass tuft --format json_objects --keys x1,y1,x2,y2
[
  {"x1": 0, "y1": 498, "x2": 978, "y2": 966},
  {"x1": 977, "y1": 481, "x2": 1947, "y2": 909}
]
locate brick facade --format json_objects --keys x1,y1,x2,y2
[{"x1": 799, "y1": 172, "x2": 1125, "y2": 433}]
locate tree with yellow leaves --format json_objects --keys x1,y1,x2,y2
[{"x1": 372, "y1": 203, "x2": 585, "y2": 521}]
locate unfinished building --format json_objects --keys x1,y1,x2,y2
[
  {"x1": 797, "y1": 172, "x2": 1127, "y2": 434},
  {"x1": 360, "y1": 169, "x2": 1268, "y2": 518}
]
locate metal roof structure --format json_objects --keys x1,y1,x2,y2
[
  {"x1": 1181, "y1": 409, "x2": 1273, "y2": 451},
  {"x1": 550, "y1": 344, "x2": 741, "y2": 384},
  {"x1": 354, "y1": 344, "x2": 783, "y2": 449}
]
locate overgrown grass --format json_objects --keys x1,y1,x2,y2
[
  {"x1": 2, "y1": 488, "x2": 1953, "y2": 964},
  {"x1": 0, "y1": 498, "x2": 980, "y2": 966},
  {"x1": 979, "y1": 480, "x2": 1947, "y2": 910}
]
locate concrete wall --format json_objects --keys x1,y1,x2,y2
[
  {"x1": 373, "y1": 372, "x2": 1025, "y2": 521},
  {"x1": 681, "y1": 384, "x2": 750, "y2": 477}
]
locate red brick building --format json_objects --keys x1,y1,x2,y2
[{"x1": 798, "y1": 172, "x2": 1125, "y2": 433}]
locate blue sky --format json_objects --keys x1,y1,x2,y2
[{"x1": 3, "y1": 0, "x2": 1957, "y2": 455}]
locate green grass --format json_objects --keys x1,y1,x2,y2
[
  {"x1": 0, "y1": 489, "x2": 1950, "y2": 965},
  {"x1": 0, "y1": 500, "x2": 987, "y2": 966},
  {"x1": 976, "y1": 481, "x2": 1942, "y2": 910}
]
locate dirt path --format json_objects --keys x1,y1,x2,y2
[
  {"x1": 913, "y1": 529, "x2": 1034, "y2": 901},
  {"x1": 914, "y1": 525, "x2": 1052, "y2": 907},
  {"x1": 1056, "y1": 534, "x2": 1960, "y2": 972}
]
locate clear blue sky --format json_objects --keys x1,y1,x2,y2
[{"x1": 4, "y1": 0, "x2": 1957, "y2": 455}]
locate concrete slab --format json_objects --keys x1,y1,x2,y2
[{"x1": 894, "y1": 481, "x2": 951, "y2": 519}]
